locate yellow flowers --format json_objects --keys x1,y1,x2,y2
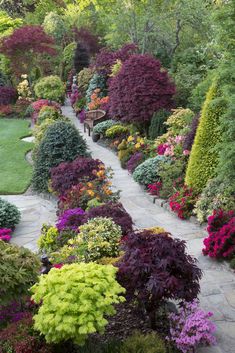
[
  {"x1": 127, "y1": 135, "x2": 134, "y2": 142},
  {"x1": 87, "y1": 190, "x2": 95, "y2": 197}
]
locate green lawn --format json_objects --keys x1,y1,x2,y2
[{"x1": 0, "y1": 119, "x2": 33, "y2": 194}]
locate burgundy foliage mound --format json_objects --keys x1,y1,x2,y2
[
  {"x1": 50, "y1": 157, "x2": 103, "y2": 195},
  {"x1": 108, "y1": 54, "x2": 175, "y2": 125},
  {"x1": 127, "y1": 152, "x2": 145, "y2": 173},
  {"x1": 0, "y1": 25, "x2": 56, "y2": 76},
  {"x1": 95, "y1": 43, "x2": 137, "y2": 76},
  {"x1": 82, "y1": 202, "x2": 133, "y2": 235},
  {"x1": 203, "y1": 209, "x2": 235, "y2": 259},
  {"x1": 117, "y1": 230, "x2": 202, "y2": 328},
  {"x1": 0, "y1": 86, "x2": 17, "y2": 105}
]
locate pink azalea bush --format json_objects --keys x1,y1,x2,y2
[
  {"x1": 0, "y1": 228, "x2": 12, "y2": 242},
  {"x1": 30, "y1": 99, "x2": 61, "y2": 123},
  {"x1": 203, "y1": 209, "x2": 235, "y2": 259},
  {"x1": 168, "y1": 300, "x2": 216, "y2": 353}
]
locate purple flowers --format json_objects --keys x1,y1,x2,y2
[
  {"x1": 56, "y1": 208, "x2": 85, "y2": 232},
  {"x1": 0, "y1": 228, "x2": 12, "y2": 242},
  {"x1": 168, "y1": 300, "x2": 216, "y2": 353},
  {"x1": 127, "y1": 152, "x2": 144, "y2": 173}
]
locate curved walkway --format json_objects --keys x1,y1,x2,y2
[
  {"x1": 1, "y1": 194, "x2": 57, "y2": 252},
  {"x1": 62, "y1": 103, "x2": 235, "y2": 353}
]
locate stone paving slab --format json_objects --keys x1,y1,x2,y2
[
  {"x1": 62, "y1": 104, "x2": 235, "y2": 353},
  {"x1": 1, "y1": 194, "x2": 57, "y2": 252}
]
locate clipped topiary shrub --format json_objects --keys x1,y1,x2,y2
[
  {"x1": 32, "y1": 121, "x2": 87, "y2": 193},
  {"x1": 0, "y1": 198, "x2": 21, "y2": 229},
  {"x1": 34, "y1": 75, "x2": 65, "y2": 103},
  {"x1": 148, "y1": 109, "x2": 170, "y2": 140},
  {"x1": 185, "y1": 79, "x2": 226, "y2": 192},
  {"x1": 31, "y1": 263, "x2": 125, "y2": 344},
  {"x1": 82, "y1": 202, "x2": 133, "y2": 235},
  {"x1": 133, "y1": 156, "x2": 167, "y2": 186},
  {"x1": 0, "y1": 241, "x2": 40, "y2": 305}
]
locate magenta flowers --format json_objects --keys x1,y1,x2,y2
[
  {"x1": 56, "y1": 208, "x2": 85, "y2": 232},
  {"x1": 0, "y1": 228, "x2": 12, "y2": 242}
]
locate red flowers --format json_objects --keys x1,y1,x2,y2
[
  {"x1": 203, "y1": 209, "x2": 235, "y2": 259},
  {"x1": 169, "y1": 185, "x2": 198, "y2": 219},
  {"x1": 147, "y1": 182, "x2": 162, "y2": 196}
]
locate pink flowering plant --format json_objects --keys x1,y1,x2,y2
[
  {"x1": 203, "y1": 209, "x2": 235, "y2": 259},
  {"x1": 168, "y1": 300, "x2": 216, "y2": 353},
  {"x1": 157, "y1": 135, "x2": 185, "y2": 158},
  {"x1": 0, "y1": 228, "x2": 12, "y2": 242},
  {"x1": 169, "y1": 185, "x2": 198, "y2": 219},
  {"x1": 147, "y1": 181, "x2": 162, "y2": 196}
]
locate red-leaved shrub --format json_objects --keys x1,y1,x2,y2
[
  {"x1": 0, "y1": 86, "x2": 17, "y2": 105},
  {"x1": 117, "y1": 230, "x2": 202, "y2": 328},
  {"x1": 0, "y1": 25, "x2": 56, "y2": 77},
  {"x1": 203, "y1": 209, "x2": 235, "y2": 259},
  {"x1": 82, "y1": 202, "x2": 133, "y2": 235},
  {"x1": 108, "y1": 54, "x2": 175, "y2": 125},
  {"x1": 50, "y1": 157, "x2": 103, "y2": 195}
]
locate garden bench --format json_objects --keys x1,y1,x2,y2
[{"x1": 84, "y1": 109, "x2": 106, "y2": 136}]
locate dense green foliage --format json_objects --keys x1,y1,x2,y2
[
  {"x1": 34, "y1": 75, "x2": 65, "y2": 103},
  {"x1": 0, "y1": 241, "x2": 40, "y2": 305},
  {"x1": 0, "y1": 197, "x2": 20, "y2": 229},
  {"x1": 121, "y1": 331, "x2": 167, "y2": 353},
  {"x1": 148, "y1": 110, "x2": 169, "y2": 140},
  {"x1": 133, "y1": 156, "x2": 167, "y2": 186},
  {"x1": 31, "y1": 263, "x2": 125, "y2": 345},
  {"x1": 185, "y1": 79, "x2": 226, "y2": 192},
  {"x1": 32, "y1": 121, "x2": 87, "y2": 192}
]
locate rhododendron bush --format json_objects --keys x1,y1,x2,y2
[
  {"x1": 203, "y1": 209, "x2": 235, "y2": 259},
  {"x1": 108, "y1": 54, "x2": 175, "y2": 125}
]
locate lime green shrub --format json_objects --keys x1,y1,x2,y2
[
  {"x1": 105, "y1": 125, "x2": 129, "y2": 138},
  {"x1": 37, "y1": 225, "x2": 59, "y2": 252},
  {"x1": 77, "y1": 67, "x2": 94, "y2": 96},
  {"x1": 0, "y1": 241, "x2": 40, "y2": 304},
  {"x1": 185, "y1": 79, "x2": 226, "y2": 192},
  {"x1": 34, "y1": 75, "x2": 65, "y2": 103},
  {"x1": 31, "y1": 263, "x2": 125, "y2": 345},
  {"x1": 37, "y1": 106, "x2": 60, "y2": 125},
  {"x1": 121, "y1": 331, "x2": 167, "y2": 353}
]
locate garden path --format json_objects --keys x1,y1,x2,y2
[
  {"x1": 62, "y1": 103, "x2": 235, "y2": 353},
  {"x1": 1, "y1": 194, "x2": 57, "y2": 252}
]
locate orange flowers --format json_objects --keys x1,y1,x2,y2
[{"x1": 88, "y1": 89, "x2": 109, "y2": 111}]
